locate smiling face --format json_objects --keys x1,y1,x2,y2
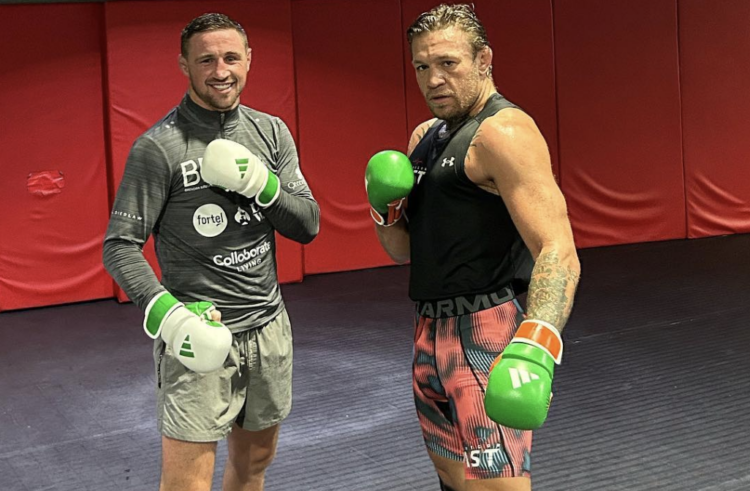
[
  {"x1": 179, "y1": 28, "x2": 250, "y2": 112},
  {"x1": 411, "y1": 26, "x2": 492, "y2": 126}
]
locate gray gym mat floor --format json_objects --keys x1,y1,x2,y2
[{"x1": 1, "y1": 234, "x2": 749, "y2": 490}]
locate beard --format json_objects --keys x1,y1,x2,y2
[
  {"x1": 428, "y1": 91, "x2": 480, "y2": 129},
  {"x1": 426, "y1": 71, "x2": 484, "y2": 128}
]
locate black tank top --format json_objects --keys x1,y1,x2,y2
[{"x1": 407, "y1": 93, "x2": 534, "y2": 301}]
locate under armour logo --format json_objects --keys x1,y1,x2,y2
[
  {"x1": 509, "y1": 367, "x2": 540, "y2": 389},
  {"x1": 442, "y1": 157, "x2": 455, "y2": 167}
]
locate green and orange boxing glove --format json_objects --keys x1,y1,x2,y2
[
  {"x1": 364, "y1": 150, "x2": 414, "y2": 226},
  {"x1": 484, "y1": 320, "x2": 563, "y2": 430}
]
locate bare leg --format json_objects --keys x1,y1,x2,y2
[
  {"x1": 160, "y1": 436, "x2": 217, "y2": 491},
  {"x1": 428, "y1": 450, "x2": 531, "y2": 491},
  {"x1": 222, "y1": 423, "x2": 280, "y2": 491}
]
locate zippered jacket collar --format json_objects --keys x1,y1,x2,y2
[{"x1": 179, "y1": 93, "x2": 241, "y2": 131}]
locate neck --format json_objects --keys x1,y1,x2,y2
[{"x1": 446, "y1": 81, "x2": 497, "y2": 130}]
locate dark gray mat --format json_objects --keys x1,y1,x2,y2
[{"x1": 1, "y1": 234, "x2": 749, "y2": 490}]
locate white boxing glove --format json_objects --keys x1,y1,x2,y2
[
  {"x1": 144, "y1": 292, "x2": 232, "y2": 373},
  {"x1": 201, "y1": 139, "x2": 280, "y2": 207}
]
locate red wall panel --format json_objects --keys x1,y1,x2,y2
[
  {"x1": 292, "y1": 0, "x2": 409, "y2": 274},
  {"x1": 679, "y1": 0, "x2": 750, "y2": 237},
  {"x1": 555, "y1": 0, "x2": 686, "y2": 248},
  {"x1": 402, "y1": 1, "x2": 559, "y2": 178},
  {"x1": 0, "y1": 4, "x2": 114, "y2": 311},
  {"x1": 104, "y1": 0, "x2": 302, "y2": 303},
  {"x1": 483, "y1": 0, "x2": 559, "y2": 180},
  {"x1": 5, "y1": 0, "x2": 750, "y2": 313},
  {"x1": 401, "y1": 0, "x2": 440, "y2": 137}
]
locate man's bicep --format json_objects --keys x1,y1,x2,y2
[
  {"x1": 107, "y1": 136, "x2": 172, "y2": 244},
  {"x1": 503, "y1": 175, "x2": 572, "y2": 258},
  {"x1": 481, "y1": 117, "x2": 571, "y2": 257}
]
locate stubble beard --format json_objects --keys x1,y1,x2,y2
[
  {"x1": 432, "y1": 91, "x2": 480, "y2": 130},
  {"x1": 429, "y1": 71, "x2": 484, "y2": 129}
]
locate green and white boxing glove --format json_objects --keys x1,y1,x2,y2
[
  {"x1": 201, "y1": 139, "x2": 280, "y2": 207},
  {"x1": 144, "y1": 292, "x2": 232, "y2": 373},
  {"x1": 365, "y1": 150, "x2": 414, "y2": 226}
]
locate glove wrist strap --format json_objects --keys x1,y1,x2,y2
[
  {"x1": 513, "y1": 319, "x2": 563, "y2": 365},
  {"x1": 256, "y1": 172, "x2": 280, "y2": 207},
  {"x1": 370, "y1": 199, "x2": 405, "y2": 227},
  {"x1": 144, "y1": 292, "x2": 183, "y2": 340}
]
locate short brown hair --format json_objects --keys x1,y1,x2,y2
[
  {"x1": 181, "y1": 13, "x2": 248, "y2": 57},
  {"x1": 406, "y1": 3, "x2": 490, "y2": 56}
]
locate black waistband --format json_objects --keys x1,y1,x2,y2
[{"x1": 415, "y1": 286, "x2": 515, "y2": 319}]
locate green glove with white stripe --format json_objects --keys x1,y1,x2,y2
[
  {"x1": 484, "y1": 320, "x2": 563, "y2": 430},
  {"x1": 201, "y1": 139, "x2": 280, "y2": 207},
  {"x1": 144, "y1": 292, "x2": 232, "y2": 373}
]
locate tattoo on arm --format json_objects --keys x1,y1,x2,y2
[
  {"x1": 525, "y1": 249, "x2": 580, "y2": 331},
  {"x1": 469, "y1": 127, "x2": 482, "y2": 149},
  {"x1": 465, "y1": 128, "x2": 482, "y2": 166},
  {"x1": 410, "y1": 125, "x2": 432, "y2": 155}
]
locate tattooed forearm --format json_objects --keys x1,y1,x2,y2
[{"x1": 525, "y1": 249, "x2": 580, "y2": 331}]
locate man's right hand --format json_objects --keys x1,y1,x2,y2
[
  {"x1": 365, "y1": 150, "x2": 414, "y2": 226},
  {"x1": 144, "y1": 292, "x2": 232, "y2": 373}
]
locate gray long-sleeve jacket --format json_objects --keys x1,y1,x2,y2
[{"x1": 103, "y1": 95, "x2": 319, "y2": 332}]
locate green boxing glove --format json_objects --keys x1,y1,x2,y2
[
  {"x1": 364, "y1": 150, "x2": 414, "y2": 226},
  {"x1": 484, "y1": 320, "x2": 563, "y2": 430}
]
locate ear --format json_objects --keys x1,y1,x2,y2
[
  {"x1": 178, "y1": 54, "x2": 189, "y2": 77},
  {"x1": 478, "y1": 46, "x2": 493, "y2": 75},
  {"x1": 246, "y1": 48, "x2": 252, "y2": 73}
]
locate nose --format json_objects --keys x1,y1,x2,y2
[
  {"x1": 426, "y1": 68, "x2": 444, "y2": 89},
  {"x1": 214, "y1": 59, "x2": 231, "y2": 79}
]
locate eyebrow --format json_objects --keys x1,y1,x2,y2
[
  {"x1": 196, "y1": 51, "x2": 244, "y2": 60},
  {"x1": 412, "y1": 54, "x2": 458, "y2": 65}
]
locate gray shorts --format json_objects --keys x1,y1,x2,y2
[{"x1": 153, "y1": 308, "x2": 293, "y2": 442}]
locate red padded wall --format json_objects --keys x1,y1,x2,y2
[
  {"x1": 401, "y1": 0, "x2": 439, "y2": 136},
  {"x1": 402, "y1": 1, "x2": 560, "y2": 178},
  {"x1": 554, "y1": 0, "x2": 686, "y2": 248},
  {"x1": 105, "y1": 0, "x2": 301, "y2": 302},
  {"x1": 473, "y1": 0, "x2": 559, "y2": 179},
  {"x1": 292, "y1": 0, "x2": 409, "y2": 274},
  {"x1": 0, "y1": 4, "x2": 114, "y2": 311},
  {"x1": 5, "y1": 0, "x2": 750, "y2": 313},
  {"x1": 679, "y1": 0, "x2": 750, "y2": 237}
]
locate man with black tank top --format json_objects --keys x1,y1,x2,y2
[{"x1": 364, "y1": 5, "x2": 580, "y2": 490}]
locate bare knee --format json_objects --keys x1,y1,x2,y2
[
  {"x1": 160, "y1": 436, "x2": 217, "y2": 491},
  {"x1": 242, "y1": 442, "x2": 276, "y2": 475},
  {"x1": 227, "y1": 424, "x2": 280, "y2": 477}
]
